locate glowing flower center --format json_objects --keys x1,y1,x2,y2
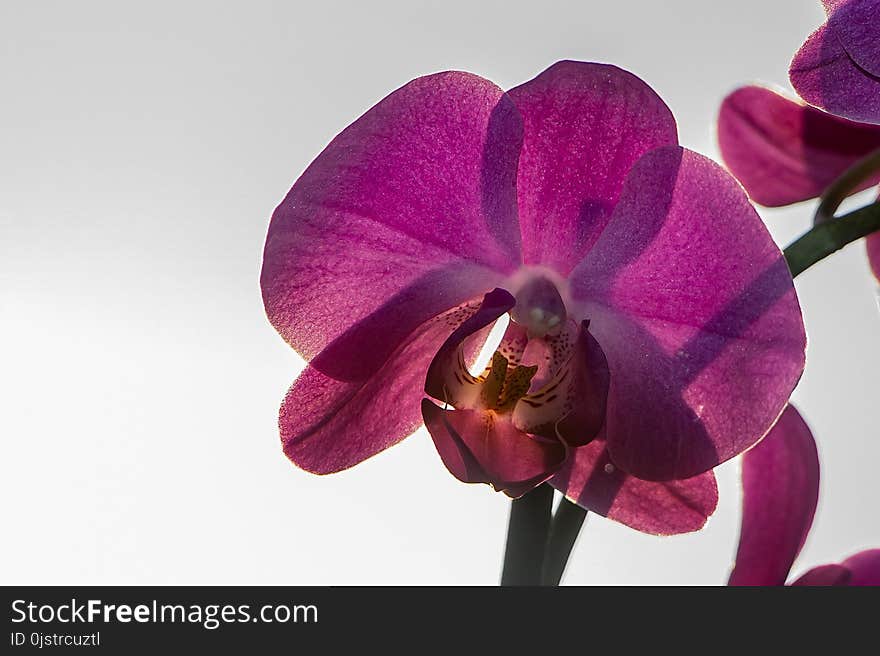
[{"x1": 479, "y1": 352, "x2": 538, "y2": 413}]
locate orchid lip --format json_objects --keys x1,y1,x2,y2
[
  {"x1": 421, "y1": 288, "x2": 610, "y2": 498},
  {"x1": 428, "y1": 289, "x2": 579, "y2": 419}
]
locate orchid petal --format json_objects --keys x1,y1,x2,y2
[
  {"x1": 791, "y1": 550, "x2": 880, "y2": 586},
  {"x1": 789, "y1": 564, "x2": 852, "y2": 586},
  {"x1": 790, "y1": 24, "x2": 880, "y2": 125},
  {"x1": 281, "y1": 298, "x2": 490, "y2": 473},
  {"x1": 728, "y1": 406, "x2": 819, "y2": 587},
  {"x1": 513, "y1": 320, "x2": 610, "y2": 447},
  {"x1": 842, "y1": 549, "x2": 880, "y2": 586},
  {"x1": 824, "y1": 0, "x2": 880, "y2": 78},
  {"x1": 571, "y1": 146, "x2": 805, "y2": 480},
  {"x1": 508, "y1": 60, "x2": 678, "y2": 275},
  {"x1": 424, "y1": 288, "x2": 516, "y2": 408},
  {"x1": 422, "y1": 400, "x2": 568, "y2": 498},
  {"x1": 550, "y1": 439, "x2": 718, "y2": 535},
  {"x1": 718, "y1": 86, "x2": 880, "y2": 206},
  {"x1": 262, "y1": 71, "x2": 523, "y2": 368}
]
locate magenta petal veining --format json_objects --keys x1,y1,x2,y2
[
  {"x1": 571, "y1": 146, "x2": 805, "y2": 481},
  {"x1": 509, "y1": 61, "x2": 678, "y2": 275}
]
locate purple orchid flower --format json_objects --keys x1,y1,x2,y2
[
  {"x1": 790, "y1": 0, "x2": 880, "y2": 125},
  {"x1": 261, "y1": 61, "x2": 806, "y2": 535},
  {"x1": 718, "y1": 85, "x2": 880, "y2": 278},
  {"x1": 729, "y1": 405, "x2": 880, "y2": 586}
]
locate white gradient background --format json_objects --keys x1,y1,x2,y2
[{"x1": 2, "y1": 0, "x2": 878, "y2": 585}]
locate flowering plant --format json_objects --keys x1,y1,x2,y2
[{"x1": 261, "y1": 8, "x2": 880, "y2": 583}]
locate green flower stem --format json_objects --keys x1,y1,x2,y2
[
  {"x1": 541, "y1": 499, "x2": 588, "y2": 586},
  {"x1": 785, "y1": 200, "x2": 880, "y2": 277},
  {"x1": 814, "y1": 148, "x2": 880, "y2": 225},
  {"x1": 501, "y1": 483, "x2": 553, "y2": 586}
]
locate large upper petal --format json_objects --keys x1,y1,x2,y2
[
  {"x1": 507, "y1": 61, "x2": 678, "y2": 276},
  {"x1": 718, "y1": 86, "x2": 880, "y2": 206},
  {"x1": 261, "y1": 71, "x2": 523, "y2": 367},
  {"x1": 728, "y1": 406, "x2": 819, "y2": 586},
  {"x1": 550, "y1": 439, "x2": 718, "y2": 535},
  {"x1": 790, "y1": 24, "x2": 880, "y2": 125},
  {"x1": 823, "y1": 0, "x2": 880, "y2": 78},
  {"x1": 569, "y1": 146, "x2": 805, "y2": 480}
]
